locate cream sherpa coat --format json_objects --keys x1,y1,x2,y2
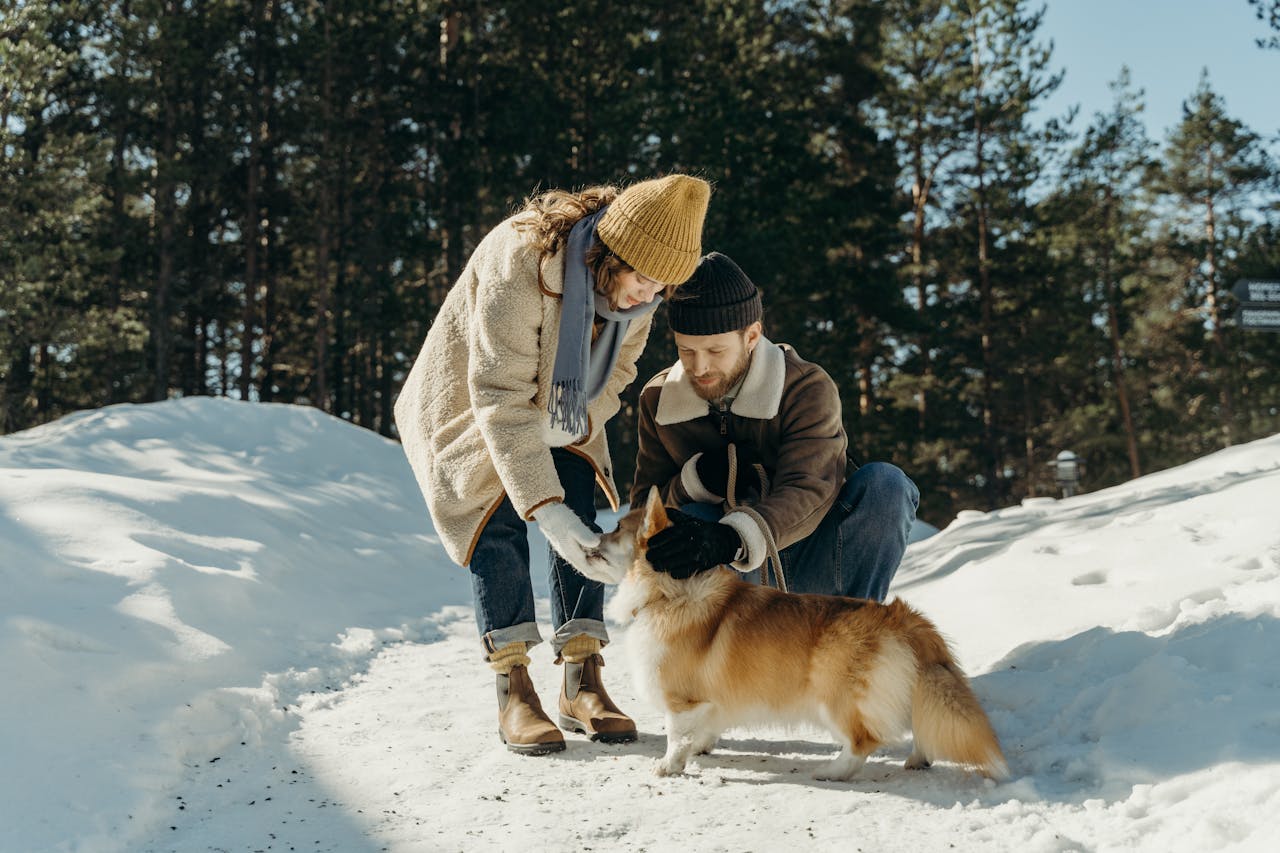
[{"x1": 394, "y1": 214, "x2": 653, "y2": 566}]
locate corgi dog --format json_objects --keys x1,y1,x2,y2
[{"x1": 586, "y1": 488, "x2": 1009, "y2": 782}]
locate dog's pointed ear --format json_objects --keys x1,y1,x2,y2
[{"x1": 641, "y1": 486, "x2": 669, "y2": 538}]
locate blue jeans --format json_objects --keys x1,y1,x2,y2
[
  {"x1": 684, "y1": 462, "x2": 919, "y2": 601},
  {"x1": 468, "y1": 448, "x2": 609, "y2": 659}
]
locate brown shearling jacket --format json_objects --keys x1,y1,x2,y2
[{"x1": 630, "y1": 339, "x2": 848, "y2": 571}]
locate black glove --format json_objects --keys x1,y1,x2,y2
[
  {"x1": 695, "y1": 444, "x2": 761, "y2": 500},
  {"x1": 646, "y1": 509, "x2": 742, "y2": 579}
]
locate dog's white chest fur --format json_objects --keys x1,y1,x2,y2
[{"x1": 607, "y1": 579, "x2": 667, "y2": 707}]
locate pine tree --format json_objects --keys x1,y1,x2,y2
[
  {"x1": 804, "y1": 0, "x2": 908, "y2": 459},
  {"x1": 879, "y1": 0, "x2": 970, "y2": 429},
  {"x1": 877, "y1": 0, "x2": 977, "y2": 517},
  {"x1": 942, "y1": 0, "x2": 1063, "y2": 508},
  {"x1": 1057, "y1": 68, "x2": 1155, "y2": 480},
  {"x1": 1159, "y1": 71, "x2": 1275, "y2": 447},
  {"x1": 1, "y1": 0, "x2": 117, "y2": 430}
]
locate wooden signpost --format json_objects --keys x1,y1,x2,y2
[{"x1": 1233, "y1": 279, "x2": 1280, "y2": 333}]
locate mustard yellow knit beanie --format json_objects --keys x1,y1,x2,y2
[{"x1": 597, "y1": 174, "x2": 711, "y2": 286}]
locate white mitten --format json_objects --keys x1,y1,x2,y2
[{"x1": 532, "y1": 501, "x2": 606, "y2": 581}]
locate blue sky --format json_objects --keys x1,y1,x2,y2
[{"x1": 1036, "y1": 0, "x2": 1279, "y2": 144}]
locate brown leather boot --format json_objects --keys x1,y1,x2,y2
[
  {"x1": 497, "y1": 665, "x2": 565, "y2": 755},
  {"x1": 558, "y1": 654, "x2": 637, "y2": 743}
]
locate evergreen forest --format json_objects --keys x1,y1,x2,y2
[{"x1": 3, "y1": 0, "x2": 1279, "y2": 525}]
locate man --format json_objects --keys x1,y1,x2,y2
[{"x1": 631, "y1": 252, "x2": 919, "y2": 599}]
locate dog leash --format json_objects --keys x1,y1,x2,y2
[{"x1": 724, "y1": 443, "x2": 788, "y2": 592}]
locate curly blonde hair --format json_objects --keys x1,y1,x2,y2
[{"x1": 514, "y1": 186, "x2": 634, "y2": 309}]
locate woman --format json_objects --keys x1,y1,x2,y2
[{"x1": 394, "y1": 175, "x2": 711, "y2": 754}]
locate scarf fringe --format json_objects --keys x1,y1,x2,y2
[{"x1": 548, "y1": 379, "x2": 589, "y2": 436}]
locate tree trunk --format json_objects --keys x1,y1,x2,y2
[
  {"x1": 312, "y1": 6, "x2": 335, "y2": 411},
  {"x1": 3, "y1": 338, "x2": 34, "y2": 432},
  {"x1": 911, "y1": 140, "x2": 933, "y2": 432},
  {"x1": 1202, "y1": 150, "x2": 1234, "y2": 446},
  {"x1": 106, "y1": 109, "x2": 129, "y2": 405},
  {"x1": 379, "y1": 328, "x2": 394, "y2": 436},
  {"x1": 216, "y1": 319, "x2": 230, "y2": 396},
  {"x1": 332, "y1": 175, "x2": 352, "y2": 420},
  {"x1": 1022, "y1": 371, "x2": 1036, "y2": 495},
  {"x1": 153, "y1": 80, "x2": 177, "y2": 402},
  {"x1": 857, "y1": 317, "x2": 876, "y2": 451},
  {"x1": 239, "y1": 0, "x2": 268, "y2": 400},
  {"x1": 258, "y1": 0, "x2": 280, "y2": 403},
  {"x1": 440, "y1": 4, "x2": 467, "y2": 290},
  {"x1": 1102, "y1": 188, "x2": 1141, "y2": 478},
  {"x1": 36, "y1": 344, "x2": 54, "y2": 417},
  {"x1": 196, "y1": 319, "x2": 210, "y2": 396},
  {"x1": 971, "y1": 55, "x2": 999, "y2": 509}
]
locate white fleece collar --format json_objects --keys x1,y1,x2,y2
[{"x1": 655, "y1": 338, "x2": 786, "y2": 425}]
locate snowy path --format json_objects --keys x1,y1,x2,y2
[
  {"x1": 158, "y1": 606, "x2": 1060, "y2": 853},
  {"x1": 153, "y1": 599, "x2": 1280, "y2": 852},
  {"x1": 5, "y1": 400, "x2": 1280, "y2": 852}
]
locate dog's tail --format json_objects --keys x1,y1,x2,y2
[{"x1": 895, "y1": 602, "x2": 1009, "y2": 781}]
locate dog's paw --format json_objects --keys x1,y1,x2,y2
[
  {"x1": 811, "y1": 754, "x2": 864, "y2": 782},
  {"x1": 811, "y1": 768, "x2": 855, "y2": 782},
  {"x1": 653, "y1": 757, "x2": 688, "y2": 777},
  {"x1": 904, "y1": 752, "x2": 931, "y2": 771},
  {"x1": 691, "y1": 737, "x2": 718, "y2": 756}
]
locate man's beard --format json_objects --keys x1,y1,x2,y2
[{"x1": 690, "y1": 346, "x2": 752, "y2": 402}]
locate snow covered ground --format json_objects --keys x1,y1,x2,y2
[{"x1": 2, "y1": 397, "x2": 1278, "y2": 852}]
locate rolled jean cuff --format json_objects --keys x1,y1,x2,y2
[
  {"x1": 551, "y1": 618, "x2": 610, "y2": 656},
  {"x1": 481, "y1": 622, "x2": 544, "y2": 660}
]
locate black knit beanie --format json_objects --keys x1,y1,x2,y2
[{"x1": 668, "y1": 252, "x2": 762, "y2": 335}]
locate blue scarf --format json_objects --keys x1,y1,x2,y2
[{"x1": 548, "y1": 206, "x2": 661, "y2": 435}]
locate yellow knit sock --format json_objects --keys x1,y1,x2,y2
[
  {"x1": 488, "y1": 641, "x2": 531, "y2": 674},
  {"x1": 559, "y1": 635, "x2": 601, "y2": 664}
]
